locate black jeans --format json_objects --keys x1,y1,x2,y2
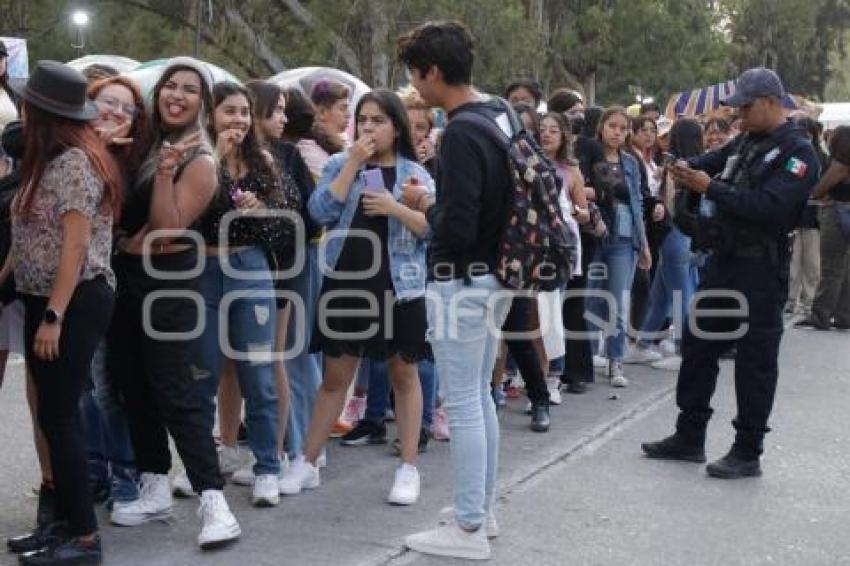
[
  {"x1": 107, "y1": 249, "x2": 224, "y2": 492},
  {"x1": 561, "y1": 232, "x2": 596, "y2": 384},
  {"x1": 502, "y1": 295, "x2": 549, "y2": 405},
  {"x1": 675, "y1": 254, "x2": 786, "y2": 456},
  {"x1": 23, "y1": 277, "x2": 114, "y2": 537}
]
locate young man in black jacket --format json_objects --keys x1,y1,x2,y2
[{"x1": 397, "y1": 20, "x2": 512, "y2": 560}]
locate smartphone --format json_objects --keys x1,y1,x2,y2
[
  {"x1": 361, "y1": 168, "x2": 385, "y2": 193},
  {"x1": 661, "y1": 151, "x2": 676, "y2": 166}
]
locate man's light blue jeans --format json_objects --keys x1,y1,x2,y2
[{"x1": 427, "y1": 274, "x2": 511, "y2": 529}]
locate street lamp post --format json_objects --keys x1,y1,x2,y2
[{"x1": 71, "y1": 10, "x2": 89, "y2": 57}]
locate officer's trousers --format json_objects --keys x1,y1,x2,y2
[{"x1": 674, "y1": 253, "x2": 786, "y2": 455}]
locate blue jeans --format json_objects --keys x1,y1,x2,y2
[
  {"x1": 81, "y1": 341, "x2": 139, "y2": 503},
  {"x1": 427, "y1": 275, "x2": 511, "y2": 529},
  {"x1": 588, "y1": 238, "x2": 638, "y2": 361},
  {"x1": 362, "y1": 359, "x2": 437, "y2": 427},
  {"x1": 285, "y1": 244, "x2": 323, "y2": 458},
  {"x1": 193, "y1": 247, "x2": 280, "y2": 475},
  {"x1": 638, "y1": 228, "x2": 698, "y2": 348}
]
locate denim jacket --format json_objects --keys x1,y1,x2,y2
[
  {"x1": 308, "y1": 152, "x2": 435, "y2": 300},
  {"x1": 601, "y1": 151, "x2": 648, "y2": 252}
]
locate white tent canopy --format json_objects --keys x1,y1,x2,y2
[
  {"x1": 818, "y1": 103, "x2": 850, "y2": 129},
  {"x1": 67, "y1": 55, "x2": 140, "y2": 74}
]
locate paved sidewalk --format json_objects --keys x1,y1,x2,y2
[{"x1": 0, "y1": 349, "x2": 677, "y2": 565}]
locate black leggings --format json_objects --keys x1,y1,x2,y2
[
  {"x1": 23, "y1": 277, "x2": 114, "y2": 537},
  {"x1": 502, "y1": 295, "x2": 549, "y2": 405}
]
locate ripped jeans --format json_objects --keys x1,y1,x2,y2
[{"x1": 192, "y1": 246, "x2": 280, "y2": 476}]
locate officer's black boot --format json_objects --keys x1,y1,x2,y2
[
  {"x1": 7, "y1": 484, "x2": 63, "y2": 554},
  {"x1": 706, "y1": 430, "x2": 763, "y2": 479},
  {"x1": 641, "y1": 415, "x2": 706, "y2": 463}
]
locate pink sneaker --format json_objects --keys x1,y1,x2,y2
[
  {"x1": 341, "y1": 396, "x2": 366, "y2": 427},
  {"x1": 430, "y1": 406, "x2": 450, "y2": 441}
]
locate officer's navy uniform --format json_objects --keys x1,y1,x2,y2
[{"x1": 674, "y1": 120, "x2": 819, "y2": 459}]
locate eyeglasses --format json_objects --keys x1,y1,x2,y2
[
  {"x1": 94, "y1": 95, "x2": 138, "y2": 119},
  {"x1": 539, "y1": 127, "x2": 563, "y2": 135}
]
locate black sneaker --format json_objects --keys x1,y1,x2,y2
[
  {"x1": 390, "y1": 428, "x2": 430, "y2": 455},
  {"x1": 340, "y1": 420, "x2": 387, "y2": 446},
  {"x1": 8, "y1": 523, "x2": 67, "y2": 555},
  {"x1": 530, "y1": 403, "x2": 550, "y2": 433},
  {"x1": 706, "y1": 450, "x2": 762, "y2": 479},
  {"x1": 19, "y1": 535, "x2": 102, "y2": 565},
  {"x1": 641, "y1": 433, "x2": 706, "y2": 463}
]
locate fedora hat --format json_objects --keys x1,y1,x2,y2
[{"x1": 12, "y1": 60, "x2": 98, "y2": 121}]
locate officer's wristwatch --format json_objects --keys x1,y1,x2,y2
[{"x1": 43, "y1": 308, "x2": 63, "y2": 325}]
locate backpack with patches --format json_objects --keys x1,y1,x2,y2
[{"x1": 452, "y1": 99, "x2": 578, "y2": 291}]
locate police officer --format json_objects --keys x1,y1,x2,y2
[{"x1": 641, "y1": 68, "x2": 819, "y2": 479}]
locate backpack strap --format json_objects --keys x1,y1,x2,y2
[{"x1": 449, "y1": 97, "x2": 521, "y2": 151}]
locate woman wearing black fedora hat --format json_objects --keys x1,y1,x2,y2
[{"x1": 1, "y1": 60, "x2": 122, "y2": 565}]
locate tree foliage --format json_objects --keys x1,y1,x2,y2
[{"x1": 1, "y1": 0, "x2": 848, "y2": 104}]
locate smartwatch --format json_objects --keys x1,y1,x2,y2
[{"x1": 44, "y1": 308, "x2": 62, "y2": 325}]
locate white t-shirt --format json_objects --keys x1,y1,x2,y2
[{"x1": 0, "y1": 88, "x2": 17, "y2": 132}]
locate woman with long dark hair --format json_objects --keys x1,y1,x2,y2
[
  {"x1": 181, "y1": 81, "x2": 293, "y2": 508},
  {"x1": 279, "y1": 89, "x2": 433, "y2": 505},
  {"x1": 79, "y1": 75, "x2": 151, "y2": 509},
  {"x1": 630, "y1": 119, "x2": 703, "y2": 371},
  {"x1": 106, "y1": 58, "x2": 240, "y2": 549},
  {"x1": 586, "y1": 107, "x2": 651, "y2": 387},
  {"x1": 3, "y1": 60, "x2": 121, "y2": 565}
]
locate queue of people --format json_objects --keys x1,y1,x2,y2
[{"x1": 0, "y1": 20, "x2": 842, "y2": 564}]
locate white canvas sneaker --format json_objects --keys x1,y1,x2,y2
[
  {"x1": 405, "y1": 519, "x2": 491, "y2": 561},
  {"x1": 111, "y1": 473, "x2": 173, "y2": 526},
  {"x1": 197, "y1": 490, "x2": 240, "y2": 549},
  {"x1": 232, "y1": 453, "x2": 288, "y2": 486},
  {"x1": 651, "y1": 355, "x2": 682, "y2": 371},
  {"x1": 218, "y1": 445, "x2": 245, "y2": 475},
  {"x1": 171, "y1": 471, "x2": 195, "y2": 498},
  {"x1": 278, "y1": 456, "x2": 320, "y2": 495},
  {"x1": 623, "y1": 346, "x2": 663, "y2": 364},
  {"x1": 387, "y1": 463, "x2": 420, "y2": 506},
  {"x1": 252, "y1": 474, "x2": 280, "y2": 507},
  {"x1": 439, "y1": 506, "x2": 499, "y2": 539},
  {"x1": 609, "y1": 361, "x2": 629, "y2": 388}
]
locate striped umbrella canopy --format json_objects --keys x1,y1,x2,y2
[{"x1": 665, "y1": 80, "x2": 797, "y2": 118}]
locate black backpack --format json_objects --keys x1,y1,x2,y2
[{"x1": 452, "y1": 99, "x2": 578, "y2": 291}]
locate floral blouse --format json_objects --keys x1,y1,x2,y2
[{"x1": 11, "y1": 148, "x2": 115, "y2": 296}]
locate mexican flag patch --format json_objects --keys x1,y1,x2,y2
[{"x1": 785, "y1": 157, "x2": 808, "y2": 178}]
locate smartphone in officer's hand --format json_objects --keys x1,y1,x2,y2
[{"x1": 361, "y1": 168, "x2": 385, "y2": 193}]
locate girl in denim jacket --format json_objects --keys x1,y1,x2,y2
[{"x1": 279, "y1": 90, "x2": 434, "y2": 506}]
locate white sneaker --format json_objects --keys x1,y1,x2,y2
[
  {"x1": 546, "y1": 377, "x2": 562, "y2": 405},
  {"x1": 278, "y1": 456, "x2": 319, "y2": 495},
  {"x1": 593, "y1": 355, "x2": 608, "y2": 369},
  {"x1": 172, "y1": 471, "x2": 195, "y2": 498},
  {"x1": 651, "y1": 355, "x2": 682, "y2": 371},
  {"x1": 405, "y1": 519, "x2": 491, "y2": 560},
  {"x1": 439, "y1": 506, "x2": 499, "y2": 539},
  {"x1": 111, "y1": 473, "x2": 173, "y2": 526},
  {"x1": 197, "y1": 490, "x2": 240, "y2": 549},
  {"x1": 252, "y1": 474, "x2": 280, "y2": 507},
  {"x1": 231, "y1": 467, "x2": 254, "y2": 486},
  {"x1": 609, "y1": 361, "x2": 629, "y2": 388},
  {"x1": 623, "y1": 346, "x2": 662, "y2": 364},
  {"x1": 659, "y1": 337, "x2": 677, "y2": 356},
  {"x1": 218, "y1": 445, "x2": 245, "y2": 475},
  {"x1": 233, "y1": 453, "x2": 288, "y2": 486},
  {"x1": 388, "y1": 463, "x2": 420, "y2": 505},
  {"x1": 317, "y1": 447, "x2": 327, "y2": 468}
]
